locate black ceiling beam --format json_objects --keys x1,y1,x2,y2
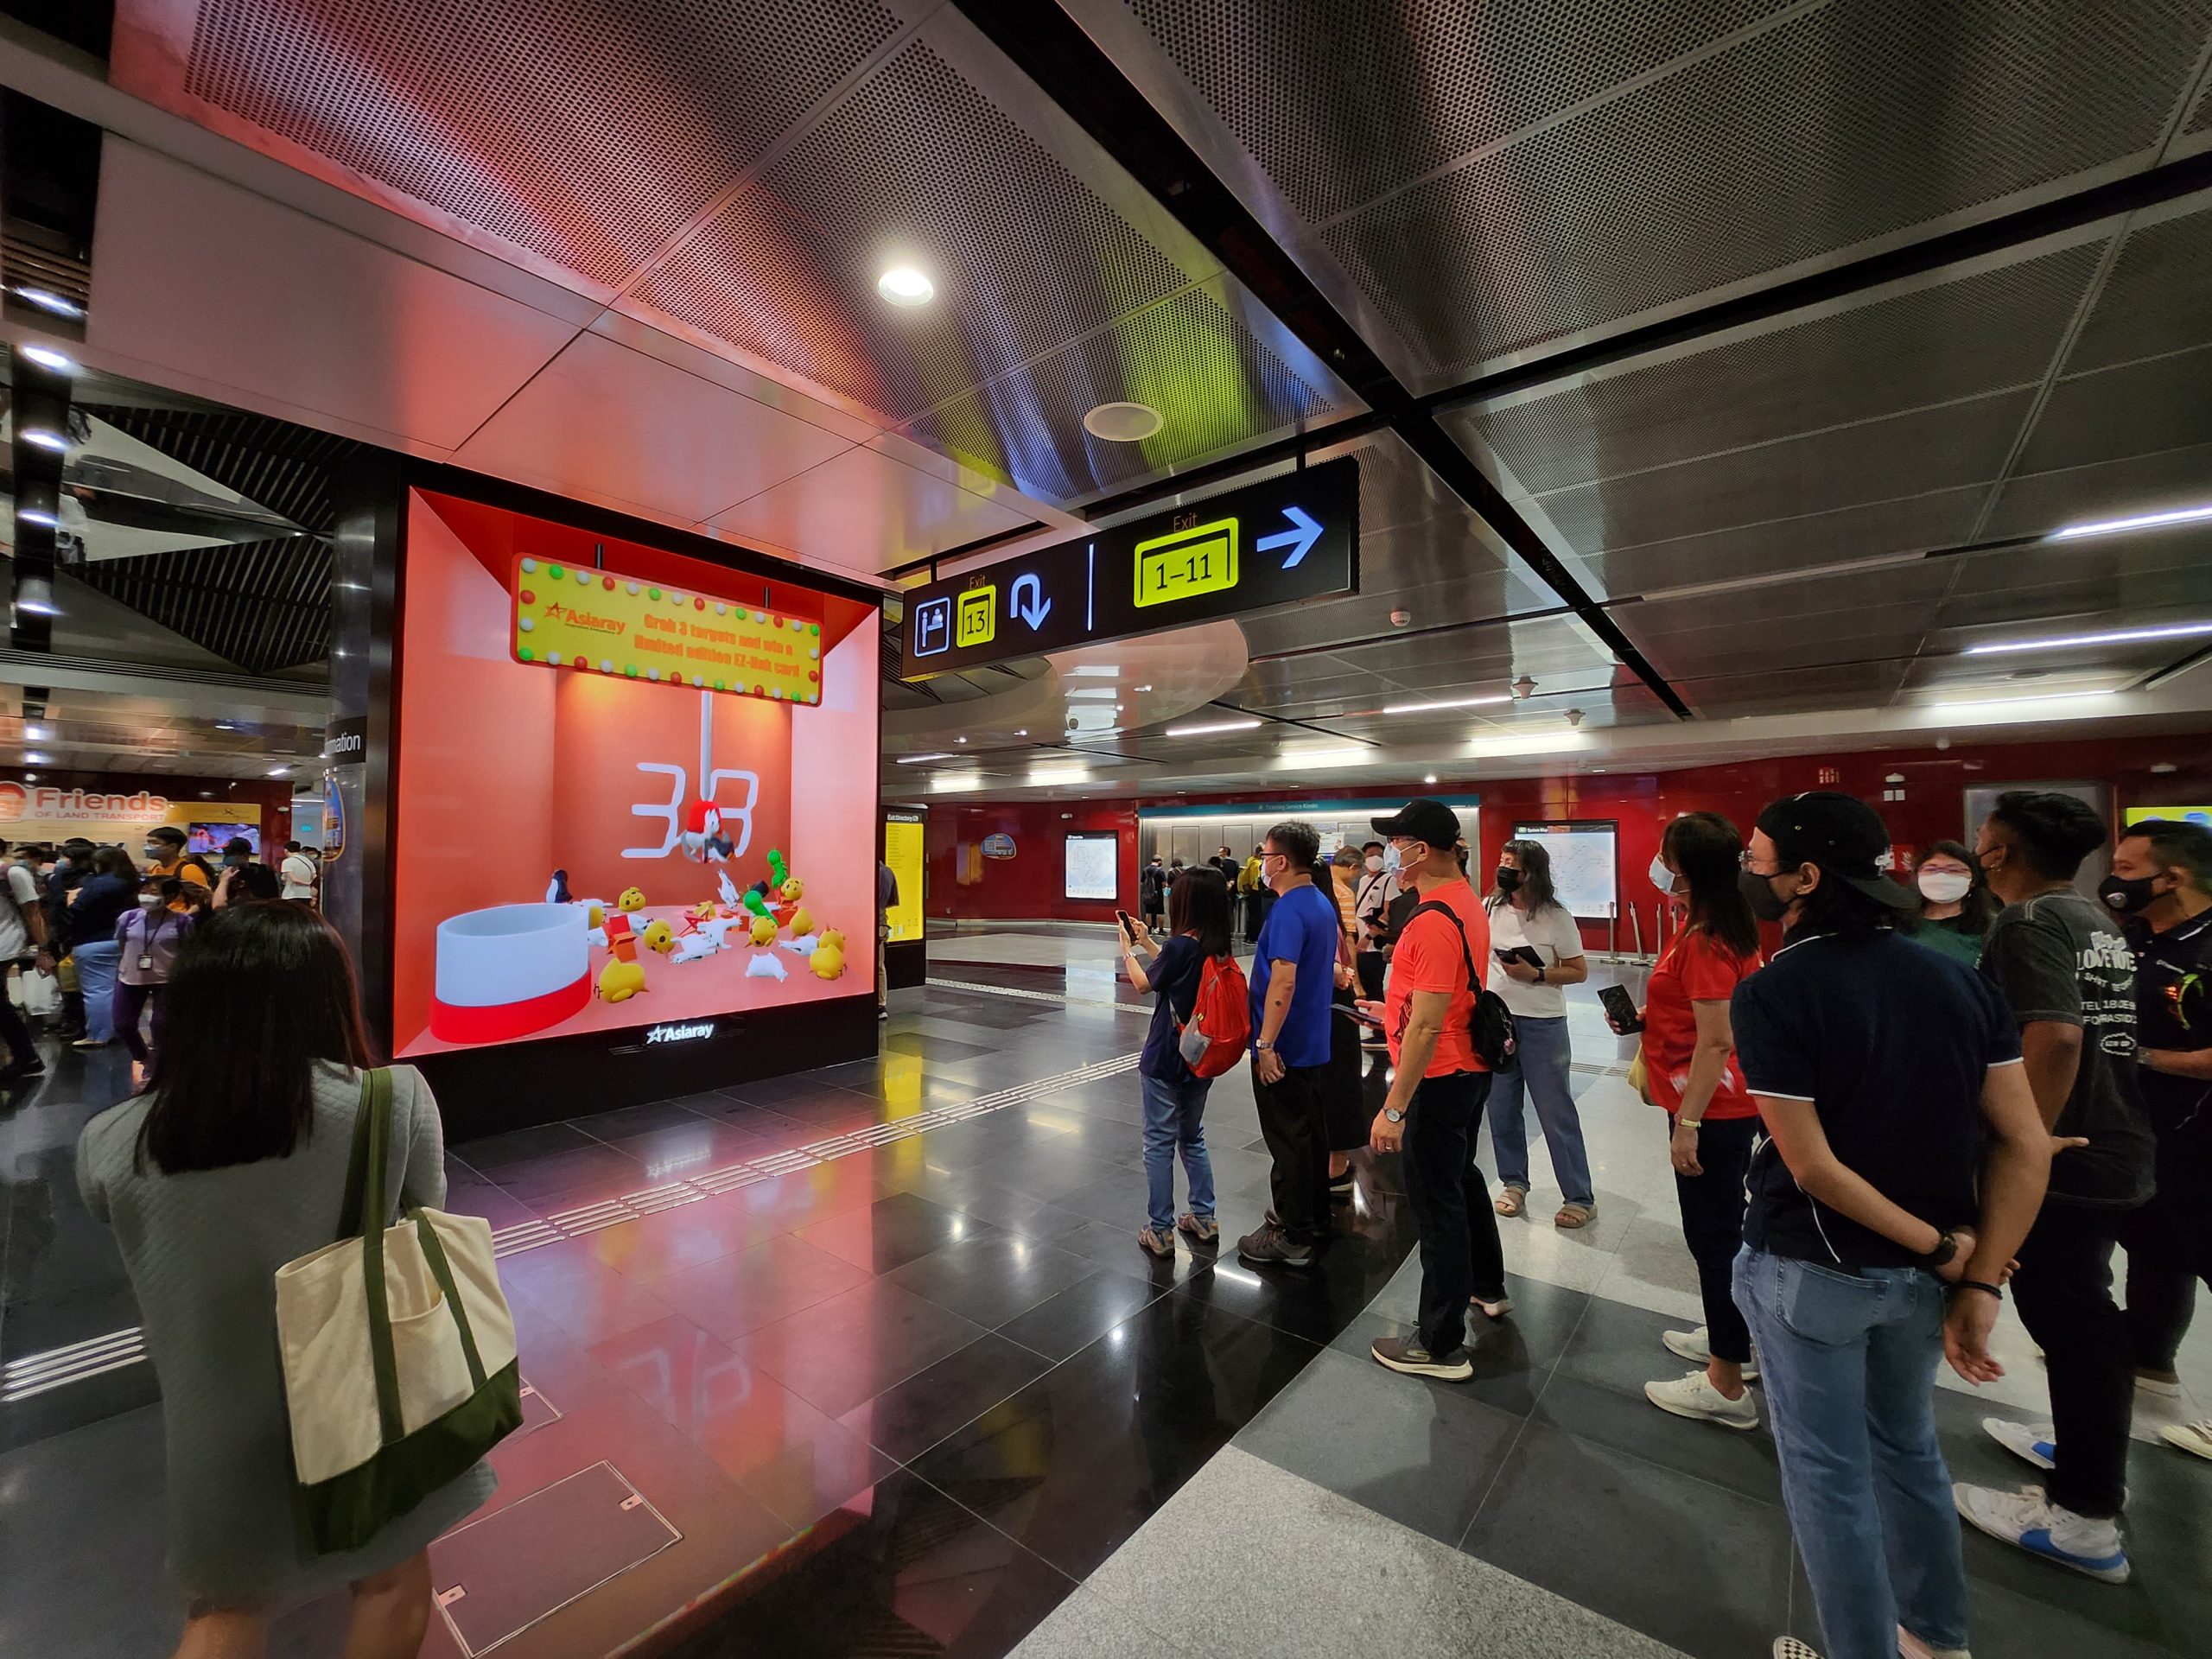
[
  {"x1": 950, "y1": 0, "x2": 1693, "y2": 719},
  {"x1": 1422, "y1": 147, "x2": 2212, "y2": 416}
]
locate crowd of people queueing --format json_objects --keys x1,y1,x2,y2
[{"x1": 1122, "y1": 791, "x2": 2211, "y2": 1659}]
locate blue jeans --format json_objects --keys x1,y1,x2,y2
[
  {"x1": 73, "y1": 938, "x2": 123, "y2": 1044},
  {"x1": 1483, "y1": 1014, "x2": 1593, "y2": 1205},
  {"x1": 1141, "y1": 1071, "x2": 1215, "y2": 1233},
  {"x1": 1733, "y1": 1248, "x2": 1969, "y2": 1659}
]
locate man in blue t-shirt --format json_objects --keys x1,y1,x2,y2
[{"x1": 1242, "y1": 819, "x2": 1344, "y2": 1268}]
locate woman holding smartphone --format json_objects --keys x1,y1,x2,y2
[
  {"x1": 1484, "y1": 839, "x2": 1597, "y2": 1226},
  {"x1": 1121, "y1": 868, "x2": 1230, "y2": 1256},
  {"x1": 1618, "y1": 812, "x2": 1765, "y2": 1431}
]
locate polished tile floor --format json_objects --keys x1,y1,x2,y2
[{"x1": 5, "y1": 942, "x2": 2208, "y2": 1659}]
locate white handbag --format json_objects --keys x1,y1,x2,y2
[{"x1": 275, "y1": 1069, "x2": 521, "y2": 1554}]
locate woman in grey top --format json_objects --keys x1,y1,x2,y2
[{"x1": 78, "y1": 901, "x2": 495, "y2": 1657}]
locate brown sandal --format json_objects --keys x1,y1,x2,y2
[
  {"x1": 1494, "y1": 1186, "x2": 1527, "y2": 1217},
  {"x1": 1554, "y1": 1203, "x2": 1595, "y2": 1230}
]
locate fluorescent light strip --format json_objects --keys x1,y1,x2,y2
[
  {"x1": 1277, "y1": 746, "x2": 1370, "y2": 768},
  {"x1": 1462, "y1": 732, "x2": 1592, "y2": 759},
  {"x1": 1163, "y1": 717, "x2": 1262, "y2": 737},
  {"x1": 894, "y1": 752, "x2": 955, "y2": 764},
  {"x1": 1381, "y1": 694, "x2": 1514, "y2": 715},
  {"x1": 929, "y1": 772, "x2": 984, "y2": 793},
  {"x1": 1923, "y1": 690, "x2": 2119, "y2": 721},
  {"x1": 2050, "y1": 504, "x2": 2212, "y2": 541},
  {"x1": 1964, "y1": 620, "x2": 2212, "y2": 656}
]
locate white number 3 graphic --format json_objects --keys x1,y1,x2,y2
[{"x1": 621, "y1": 692, "x2": 757, "y2": 860}]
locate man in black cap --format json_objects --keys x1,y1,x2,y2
[
  {"x1": 1358, "y1": 798, "x2": 1511, "y2": 1381},
  {"x1": 1955, "y1": 791, "x2": 2152, "y2": 1584},
  {"x1": 1731, "y1": 791, "x2": 2051, "y2": 1659}
]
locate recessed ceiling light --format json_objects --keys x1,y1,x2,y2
[
  {"x1": 22, "y1": 725, "x2": 44, "y2": 741},
  {"x1": 1164, "y1": 717, "x2": 1262, "y2": 738},
  {"x1": 1081, "y1": 402, "x2": 1164, "y2": 442},
  {"x1": 23, "y1": 751, "x2": 48, "y2": 765},
  {"x1": 929, "y1": 771, "x2": 984, "y2": 794},
  {"x1": 2050, "y1": 503, "x2": 2212, "y2": 541},
  {"x1": 876, "y1": 265, "x2": 934, "y2": 307},
  {"x1": 20, "y1": 344, "x2": 73, "y2": 373},
  {"x1": 1423, "y1": 774, "x2": 1439, "y2": 785},
  {"x1": 11, "y1": 286, "x2": 84, "y2": 318},
  {"x1": 19, "y1": 429, "x2": 68, "y2": 453},
  {"x1": 954, "y1": 734, "x2": 967, "y2": 743},
  {"x1": 1133, "y1": 684, "x2": 1153, "y2": 692},
  {"x1": 1015, "y1": 728, "x2": 1027, "y2": 736},
  {"x1": 1964, "y1": 620, "x2": 2212, "y2": 656},
  {"x1": 1382, "y1": 694, "x2": 1514, "y2": 715}
]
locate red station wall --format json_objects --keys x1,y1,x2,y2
[{"x1": 922, "y1": 733, "x2": 2212, "y2": 931}]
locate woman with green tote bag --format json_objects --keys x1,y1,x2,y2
[{"x1": 78, "y1": 902, "x2": 502, "y2": 1658}]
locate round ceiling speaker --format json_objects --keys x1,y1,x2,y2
[{"x1": 1082, "y1": 402, "x2": 1165, "y2": 442}]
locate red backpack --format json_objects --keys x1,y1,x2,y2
[{"x1": 1177, "y1": 953, "x2": 1252, "y2": 1079}]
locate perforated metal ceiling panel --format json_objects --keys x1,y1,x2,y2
[
  {"x1": 1076, "y1": 0, "x2": 2212, "y2": 389},
  {"x1": 173, "y1": 0, "x2": 903, "y2": 291}
]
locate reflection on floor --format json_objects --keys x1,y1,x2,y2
[{"x1": 3, "y1": 938, "x2": 2207, "y2": 1659}]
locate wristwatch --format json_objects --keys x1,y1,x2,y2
[
  {"x1": 1923, "y1": 1230, "x2": 1960, "y2": 1269},
  {"x1": 1254, "y1": 1039, "x2": 1275, "y2": 1052},
  {"x1": 1383, "y1": 1107, "x2": 1405, "y2": 1123},
  {"x1": 1533, "y1": 964, "x2": 1545, "y2": 983}
]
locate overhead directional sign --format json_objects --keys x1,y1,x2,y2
[{"x1": 899, "y1": 456, "x2": 1357, "y2": 679}]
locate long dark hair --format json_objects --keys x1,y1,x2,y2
[
  {"x1": 1916, "y1": 839, "x2": 1998, "y2": 937},
  {"x1": 91, "y1": 845, "x2": 137, "y2": 882},
  {"x1": 1491, "y1": 837, "x2": 1560, "y2": 913},
  {"x1": 1169, "y1": 867, "x2": 1233, "y2": 958},
  {"x1": 1663, "y1": 812, "x2": 1759, "y2": 959},
  {"x1": 138, "y1": 902, "x2": 373, "y2": 1173}
]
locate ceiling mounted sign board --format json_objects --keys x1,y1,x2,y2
[{"x1": 899, "y1": 456, "x2": 1357, "y2": 679}]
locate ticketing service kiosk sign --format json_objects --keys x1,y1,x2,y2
[{"x1": 897, "y1": 457, "x2": 1357, "y2": 679}]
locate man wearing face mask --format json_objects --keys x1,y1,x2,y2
[
  {"x1": 1731, "y1": 791, "x2": 2051, "y2": 1659},
  {"x1": 142, "y1": 826, "x2": 215, "y2": 905},
  {"x1": 1955, "y1": 791, "x2": 2152, "y2": 1583},
  {"x1": 2100, "y1": 818, "x2": 2212, "y2": 1459}
]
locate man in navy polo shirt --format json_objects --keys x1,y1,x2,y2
[{"x1": 1241, "y1": 819, "x2": 1344, "y2": 1268}]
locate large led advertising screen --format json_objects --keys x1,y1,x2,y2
[{"x1": 391, "y1": 490, "x2": 880, "y2": 1058}]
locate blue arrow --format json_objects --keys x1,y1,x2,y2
[
  {"x1": 1011, "y1": 571, "x2": 1052, "y2": 631},
  {"x1": 1257, "y1": 505, "x2": 1322, "y2": 569}
]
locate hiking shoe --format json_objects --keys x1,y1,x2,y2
[
  {"x1": 1982, "y1": 1416, "x2": 2056, "y2": 1471},
  {"x1": 1370, "y1": 1335, "x2": 1471, "y2": 1382},
  {"x1": 1236, "y1": 1224, "x2": 1313, "y2": 1268},
  {"x1": 1644, "y1": 1370, "x2": 1759, "y2": 1431},
  {"x1": 2161, "y1": 1419, "x2": 2212, "y2": 1462},
  {"x1": 1954, "y1": 1482, "x2": 2129, "y2": 1582},
  {"x1": 1136, "y1": 1226, "x2": 1175, "y2": 1258},
  {"x1": 1663, "y1": 1325, "x2": 1759, "y2": 1381},
  {"x1": 1175, "y1": 1212, "x2": 1219, "y2": 1244}
]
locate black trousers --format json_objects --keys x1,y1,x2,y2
[
  {"x1": 1675, "y1": 1115, "x2": 1757, "y2": 1365},
  {"x1": 1402, "y1": 1070, "x2": 1504, "y2": 1361},
  {"x1": 1255, "y1": 1062, "x2": 1332, "y2": 1245},
  {"x1": 0, "y1": 972, "x2": 35, "y2": 1065},
  {"x1": 2011, "y1": 1201, "x2": 2137, "y2": 1519},
  {"x1": 2117, "y1": 1141, "x2": 2211, "y2": 1372}
]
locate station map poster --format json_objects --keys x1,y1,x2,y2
[
  {"x1": 390, "y1": 489, "x2": 880, "y2": 1058},
  {"x1": 1065, "y1": 832, "x2": 1119, "y2": 902},
  {"x1": 1512, "y1": 820, "x2": 1619, "y2": 921}
]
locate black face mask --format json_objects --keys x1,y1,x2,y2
[
  {"x1": 1738, "y1": 867, "x2": 1794, "y2": 923},
  {"x1": 2098, "y1": 872, "x2": 2162, "y2": 915},
  {"x1": 1494, "y1": 867, "x2": 1522, "y2": 894}
]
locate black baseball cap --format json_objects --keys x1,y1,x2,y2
[
  {"x1": 1754, "y1": 791, "x2": 1917, "y2": 910},
  {"x1": 1370, "y1": 798, "x2": 1461, "y2": 850}
]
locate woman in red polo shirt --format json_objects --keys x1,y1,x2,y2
[{"x1": 1612, "y1": 811, "x2": 1764, "y2": 1430}]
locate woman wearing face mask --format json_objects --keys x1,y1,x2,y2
[
  {"x1": 1484, "y1": 840, "x2": 1597, "y2": 1227},
  {"x1": 1614, "y1": 813, "x2": 1766, "y2": 1430},
  {"x1": 1905, "y1": 841, "x2": 1997, "y2": 968}
]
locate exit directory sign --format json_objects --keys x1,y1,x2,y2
[{"x1": 899, "y1": 457, "x2": 1357, "y2": 679}]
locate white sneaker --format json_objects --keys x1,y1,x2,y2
[
  {"x1": 1772, "y1": 1639, "x2": 1821, "y2": 1659},
  {"x1": 1953, "y1": 1482, "x2": 2129, "y2": 1582},
  {"x1": 1981, "y1": 1416, "x2": 2056, "y2": 1471},
  {"x1": 1471, "y1": 1291, "x2": 1513, "y2": 1319},
  {"x1": 2162, "y1": 1418, "x2": 2212, "y2": 1462},
  {"x1": 1897, "y1": 1624, "x2": 1970, "y2": 1659},
  {"x1": 1662, "y1": 1324, "x2": 1759, "y2": 1381},
  {"x1": 1644, "y1": 1370, "x2": 1758, "y2": 1431},
  {"x1": 2133, "y1": 1367, "x2": 2182, "y2": 1399}
]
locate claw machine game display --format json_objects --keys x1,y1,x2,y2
[{"x1": 389, "y1": 487, "x2": 882, "y2": 1130}]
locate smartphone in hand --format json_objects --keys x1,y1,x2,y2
[
  {"x1": 1599, "y1": 983, "x2": 1644, "y2": 1033},
  {"x1": 1115, "y1": 909, "x2": 1138, "y2": 944}
]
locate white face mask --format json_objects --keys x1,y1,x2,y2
[
  {"x1": 1364, "y1": 855, "x2": 1383, "y2": 873},
  {"x1": 1648, "y1": 853, "x2": 1678, "y2": 895},
  {"x1": 1917, "y1": 868, "x2": 1973, "y2": 904}
]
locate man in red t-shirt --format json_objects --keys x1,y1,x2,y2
[{"x1": 1356, "y1": 800, "x2": 1511, "y2": 1382}]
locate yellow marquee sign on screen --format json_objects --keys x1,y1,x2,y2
[{"x1": 511, "y1": 556, "x2": 820, "y2": 703}]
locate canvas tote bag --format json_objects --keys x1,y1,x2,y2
[{"x1": 276, "y1": 1069, "x2": 522, "y2": 1553}]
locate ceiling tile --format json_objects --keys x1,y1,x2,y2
[{"x1": 706, "y1": 444, "x2": 1035, "y2": 571}]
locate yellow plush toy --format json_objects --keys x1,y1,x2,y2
[
  {"x1": 788, "y1": 906, "x2": 816, "y2": 938},
  {"x1": 618, "y1": 887, "x2": 646, "y2": 912},
  {"x1": 779, "y1": 875, "x2": 804, "y2": 903},
  {"x1": 598, "y1": 957, "x2": 646, "y2": 1002},
  {"x1": 639, "y1": 918, "x2": 676, "y2": 955},
  {"x1": 587, "y1": 902, "x2": 606, "y2": 930},
  {"x1": 810, "y1": 928, "x2": 847, "y2": 980},
  {"x1": 749, "y1": 913, "x2": 779, "y2": 947}
]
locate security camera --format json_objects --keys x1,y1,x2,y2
[
  {"x1": 1389, "y1": 609, "x2": 1411, "y2": 628},
  {"x1": 1564, "y1": 708, "x2": 1585, "y2": 727}
]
